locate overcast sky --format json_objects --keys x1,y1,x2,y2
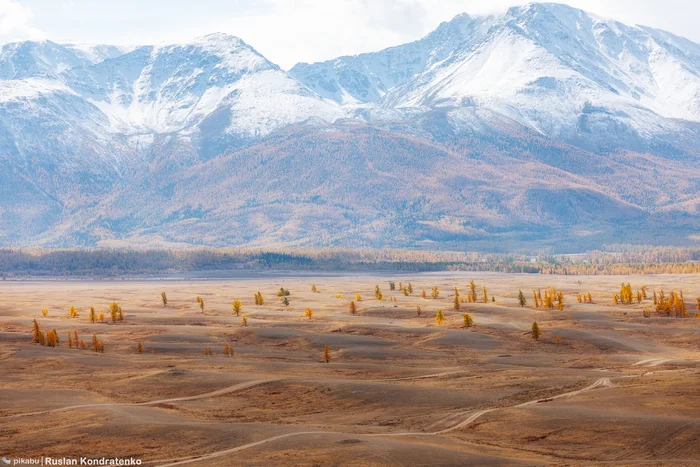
[{"x1": 1, "y1": 0, "x2": 699, "y2": 69}]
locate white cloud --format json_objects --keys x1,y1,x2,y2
[
  {"x1": 0, "y1": 0, "x2": 43, "y2": 43},
  {"x1": 0, "y1": 0, "x2": 43, "y2": 44}
]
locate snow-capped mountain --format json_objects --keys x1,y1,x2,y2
[
  {"x1": 292, "y1": 3, "x2": 700, "y2": 150},
  {"x1": 1, "y1": 3, "x2": 699, "y2": 249},
  {"x1": 64, "y1": 33, "x2": 341, "y2": 139},
  {"x1": 0, "y1": 40, "x2": 127, "y2": 79}
]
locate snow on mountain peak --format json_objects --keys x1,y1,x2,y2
[
  {"x1": 290, "y1": 1, "x2": 700, "y2": 144},
  {"x1": 3, "y1": 3, "x2": 700, "y2": 164}
]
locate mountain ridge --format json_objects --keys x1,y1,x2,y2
[{"x1": 0, "y1": 2, "x2": 698, "y2": 250}]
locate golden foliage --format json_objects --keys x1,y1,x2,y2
[
  {"x1": 109, "y1": 302, "x2": 119, "y2": 323},
  {"x1": 46, "y1": 330, "x2": 58, "y2": 347},
  {"x1": 254, "y1": 291, "x2": 264, "y2": 306},
  {"x1": 435, "y1": 309, "x2": 445, "y2": 326},
  {"x1": 462, "y1": 313, "x2": 474, "y2": 328},
  {"x1": 374, "y1": 285, "x2": 383, "y2": 300},
  {"x1": 91, "y1": 334, "x2": 104, "y2": 352},
  {"x1": 655, "y1": 290, "x2": 689, "y2": 318},
  {"x1": 31, "y1": 319, "x2": 42, "y2": 344},
  {"x1": 232, "y1": 299, "x2": 242, "y2": 316}
]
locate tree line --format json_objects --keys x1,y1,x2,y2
[{"x1": 3, "y1": 245, "x2": 700, "y2": 277}]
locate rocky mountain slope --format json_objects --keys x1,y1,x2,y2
[{"x1": 0, "y1": 3, "x2": 699, "y2": 250}]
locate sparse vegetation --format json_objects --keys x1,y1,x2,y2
[
  {"x1": 435, "y1": 309, "x2": 445, "y2": 326},
  {"x1": 91, "y1": 334, "x2": 104, "y2": 352},
  {"x1": 109, "y1": 302, "x2": 120, "y2": 323},
  {"x1": 462, "y1": 313, "x2": 474, "y2": 328},
  {"x1": 232, "y1": 299, "x2": 242, "y2": 315},
  {"x1": 46, "y1": 329, "x2": 58, "y2": 347},
  {"x1": 655, "y1": 290, "x2": 689, "y2": 318},
  {"x1": 31, "y1": 319, "x2": 42, "y2": 344},
  {"x1": 7, "y1": 271, "x2": 700, "y2": 465}
]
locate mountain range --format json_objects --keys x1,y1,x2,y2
[{"x1": 1, "y1": 2, "x2": 699, "y2": 251}]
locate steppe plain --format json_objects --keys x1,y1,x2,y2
[{"x1": 1, "y1": 272, "x2": 699, "y2": 466}]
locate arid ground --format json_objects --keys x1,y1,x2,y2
[{"x1": 1, "y1": 272, "x2": 699, "y2": 466}]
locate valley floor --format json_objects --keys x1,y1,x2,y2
[{"x1": 1, "y1": 272, "x2": 699, "y2": 466}]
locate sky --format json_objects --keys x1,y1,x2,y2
[{"x1": 1, "y1": 0, "x2": 700, "y2": 69}]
